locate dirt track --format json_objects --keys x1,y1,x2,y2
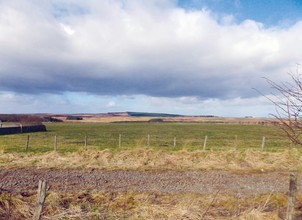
[{"x1": 0, "y1": 168, "x2": 300, "y2": 197}]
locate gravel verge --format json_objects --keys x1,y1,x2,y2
[{"x1": 0, "y1": 168, "x2": 300, "y2": 198}]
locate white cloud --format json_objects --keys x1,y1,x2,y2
[
  {"x1": 106, "y1": 101, "x2": 117, "y2": 108},
  {"x1": 0, "y1": 0, "x2": 301, "y2": 115},
  {"x1": 141, "y1": 95, "x2": 274, "y2": 117},
  {"x1": 60, "y1": 23, "x2": 75, "y2": 35}
]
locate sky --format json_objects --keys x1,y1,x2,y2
[{"x1": 1, "y1": 0, "x2": 302, "y2": 117}]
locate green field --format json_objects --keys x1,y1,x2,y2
[
  {"x1": 0, "y1": 122, "x2": 301, "y2": 220},
  {"x1": 0, "y1": 122, "x2": 292, "y2": 153}
]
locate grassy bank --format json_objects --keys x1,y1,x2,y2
[
  {"x1": 1, "y1": 148, "x2": 302, "y2": 172},
  {"x1": 1, "y1": 191, "x2": 300, "y2": 219}
]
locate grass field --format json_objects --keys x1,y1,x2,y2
[
  {"x1": 0, "y1": 122, "x2": 292, "y2": 153},
  {"x1": 1, "y1": 122, "x2": 301, "y2": 172},
  {"x1": 1, "y1": 122, "x2": 301, "y2": 219}
]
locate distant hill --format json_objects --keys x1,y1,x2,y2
[
  {"x1": 126, "y1": 112, "x2": 182, "y2": 117},
  {"x1": 0, "y1": 114, "x2": 62, "y2": 123}
]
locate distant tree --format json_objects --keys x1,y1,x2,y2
[
  {"x1": 148, "y1": 118, "x2": 163, "y2": 123},
  {"x1": 265, "y1": 71, "x2": 302, "y2": 145}
]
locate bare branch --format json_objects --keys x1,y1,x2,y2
[{"x1": 263, "y1": 71, "x2": 302, "y2": 146}]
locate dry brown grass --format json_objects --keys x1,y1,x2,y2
[
  {"x1": 0, "y1": 191, "x2": 291, "y2": 219},
  {"x1": 58, "y1": 116, "x2": 154, "y2": 123},
  {"x1": 1, "y1": 148, "x2": 301, "y2": 219},
  {"x1": 1, "y1": 148, "x2": 302, "y2": 172},
  {"x1": 56, "y1": 115, "x2": 275, "y2": 124}
]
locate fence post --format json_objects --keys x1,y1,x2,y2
[
  {"x1": 173, "y1": 137, "x2": 176, "y2": 148},
  {"x1": 203, "y1": 136, "x2": 208, "y2": 151},
  {"x1": 261, "y1": 136, "x2": 266, "y2": 151},
  {"x1": 33, "y1": 180, "x2": 48, "y2": 220},
  {"x1": 147, "y1": 134, "x2": 150, "y2": 147},
  {"x1": 25, "y1": 135, "x2": 30, "y2": 152},
  {"x1": 54, "y1": 135, "x2": 57, "y2": 151},
  {"x1": 84, "y1": 136, "x2": 87, "y2": 150},
  {"x1": 119, "y1": 134, "x2": 122, "y2": 148},
  {"x1": 286, "y1": 173, "x2": 297, "y2": 220}
]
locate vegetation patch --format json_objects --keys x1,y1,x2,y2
[
  {"x1": 0, "y1": 191, "x2": 300, "y2": 219},
  {"x1": 0, "y1": 122, "x2": 300, "y2": 219},
  {"x1": 0, "y1": 123, "x2": 292, "y2": 153}
]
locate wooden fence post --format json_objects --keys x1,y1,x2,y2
[
  {"x1": 84, "y1": 136, "x2": 87, "y2": 150},
  {"x1": 119, "y1": 134, "x2": 122, "y2": 148},
  {"x1": 54, "y1": 135, "x2": 57, "y2": 151},
  {"x1": 25, "y1": 135, "x2": 30, "y2": 152},
  {"x1": 33, "y1": 180, "x2": 48, "y2": 220},
  {"x1": 286, "y1": 173, "x2": 297, "y2": 220},
  {"x1": 147, "y1": 134, "x2": 150, "y2": 147},
  {"x1": 203, "y1": 136, "x2": 208, "y2": 151},
  {"x1": 261, "y1": 136, "x2": 266, "y2": 151},
  {"x1": 173, "y1": 137, "x2": 176, "y2": 148}
]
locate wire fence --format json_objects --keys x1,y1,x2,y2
[
  {"x1": 0, "y1": 132, "x2": 292, "y2": 153},
  {"x1": 0, "y1": 122, "x2": 294, "y2": 153}
]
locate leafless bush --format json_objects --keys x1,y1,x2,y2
[{"x1": 264, "y1": 70, "x2": 302, "y2": 145}]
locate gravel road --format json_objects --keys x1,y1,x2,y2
[{"x1": 0, "y1": 168, "x2": 300, "y2": 197}]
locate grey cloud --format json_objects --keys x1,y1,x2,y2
[{"x1": 0, "y1": 0, "x2": 301, "y2": 101}]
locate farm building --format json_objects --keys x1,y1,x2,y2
[{"x1": 66, "y1": 116, "x2": 83, "y2": 120}]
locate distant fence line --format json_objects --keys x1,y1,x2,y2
[{"x1": 0, "y1": 132, "x2": 288, "y2": 153}]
